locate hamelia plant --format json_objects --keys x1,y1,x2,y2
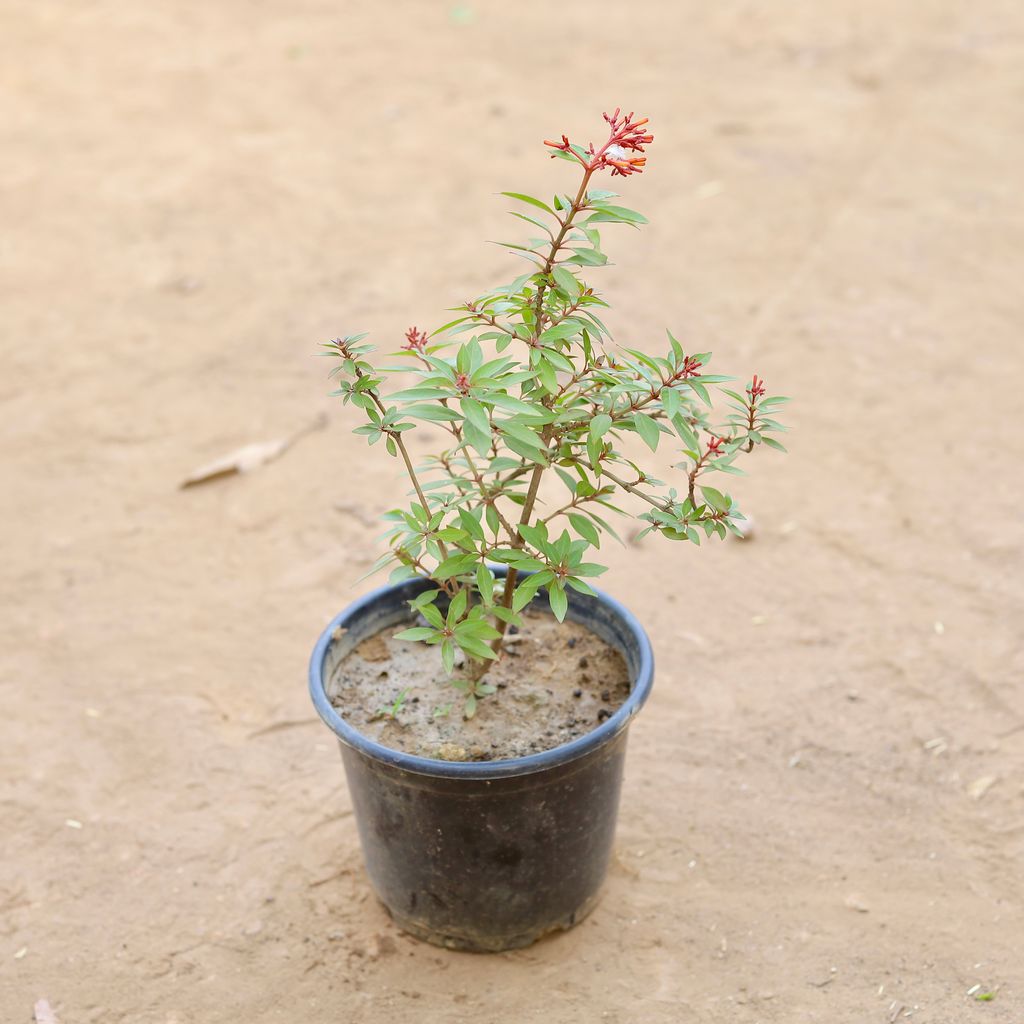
[{"x1": 325, "y1": 109, "x2": 787, "y2": 714}]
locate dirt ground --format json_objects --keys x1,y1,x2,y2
[{"x1": 2, "y1": 1, "x2": 1023, "y2": 1021}]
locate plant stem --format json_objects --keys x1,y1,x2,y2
[
  {"x1": 353, "y1": 364, "x2": 451, "y2": 562},
  {"x1": 596, "y1": 466, "x2": 673, "y2": 512},
  {"x1": 484, "y1": 169, "x2": 599, "y2": 661},
  {"x1": 530, "y1": 169, "x2": 595, "y2": 331}
]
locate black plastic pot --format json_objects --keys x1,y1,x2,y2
[{"x1": 308, "y1": 569, "x2": 654, "y2": 952}]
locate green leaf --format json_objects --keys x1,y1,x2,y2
[
  {"x1": 457, "y1": 618, "x2": 502, "y2": 641},
  {"x1": 503, "y1": 555, "x2": 546, "y2": 571},
  {"x1": 511, "y1": 573, "x2": 549, "y2": 612},
  {"x1": 388, "y1": 386, "x2": 451, "y2": 402},
  {"x1": 517, "y1": 521, "x2": 549, "y2": 547},
  {"x1": 565, "y1": 577, "x2": 597, "y2": 597},
  {"x1": 661, "y1": 387, "x2": 680, "y2": 418},
  {"x1": 689, "y1": 380, "x2": 712, "y2": 406},
  {"x1": 671, "y1": 413, "x2": 699, "y2": 450},
  {"x1": 393, "y1": 627, "x2": 437, "y2": 642},
  {"x1": 587, "y1": 431, "x2": 604, "y2": 474},
  {"x1": 548, "y1": 584, "x2": 568, "y2": 622},
  {"x1": 633, "y1": 412, "x2": 660, "y2": 451},
  {"x1": 590, "y1": 414, "x2": 612, "y2": 440},
  {"x1": 485, "y1": 502, "x2": 500, "y2": 535},
  {"x1": 435, "y1": 554, "x2": 477, "y2": 579},
  {"x1": 555, "y1": 467, "x2": 577, "y2": 494},
  {"x1": 586, "y1": 205, "x2": 648, "y2": 225},
  {"x1": 454, "y1": 634, "x2": 498, "y2": 661},
  {"x1": 476, "y1": 563, "x2": 494, "y2": 603},
  {"x1": 459, "y1": 508, "x2": 485, "y2": 542},
  {"x1": 441, "y1": 639, "x2": 456, "y2": 675},
  {"x1": 503, "y1": 433, "x2": 550, "y2": 465},
  {"x1": 421, "y1": 603, "x2": 445, "y2": 629},
  {"x1": 461, "y1": 397, "x2": 490, "y2": 434},
  {"x1": 699, "y1": 486, "x2": 730, "y2": 512},
  {"x1": 447, "y1": 588, "x2": 468, "y2": 624},
  {"x1": 462, "y1": 421, "x2": 492, "y2": 457},
  {"x1": 509, "y1": 210, "x2": 555, "y2": 236},
  {"x1": 409, "y1": 589, "x2": 440, "y2": 611},
  {"x1": 490, "y1": 606, "x2": 522, "y2": 624},
  {"x1": 536, "y1": 357, "x2": 558, "y2": 394},
  {"x1": 499, "y1": 420, "x2": 548, "y2": 454},
  {"x1": 400, "y1": 404, "x2": 461, "y2": 423},
  {"x1": 501, "y1": 191, "x2": 556, "y2": 216},
  {"x1": 552, "y1": 266, "x2": 581, "y2": 298},
  {"x1": 541, "y1": 347, "x2": 574, "y2": 372},
  {"x1": 566, "y1": 248, "x2": 608, "y2": 267},
  {"x1": 436, "y1": 527, "x2": 471, "y2": 546},
  {"x1": 487, "y1": 394, "x2": 556, "y2": 422},
  {"x1": 568, "y1": 513, "x2": 600, "y2": 546},
  {"x1": 432, "y1": 315, "x2": 472, "y2": 335}
]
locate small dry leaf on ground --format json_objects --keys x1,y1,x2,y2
[
  {"x1": 967, "y1": 775, "x2": 998, "y2": 800},
  {"x1": 179, "y1": 413, "x2": 326, "y2": 488},
  {"x1": 181, "y1": 439, "x2": 289, "y2": 487}
]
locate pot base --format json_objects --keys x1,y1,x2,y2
[{"x1": 382, "y1": 889, "x2": 603, "y2": 952}]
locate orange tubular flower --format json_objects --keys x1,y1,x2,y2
[{"x1": 544, "y1": 109, "x2": 654, "y2": 177}]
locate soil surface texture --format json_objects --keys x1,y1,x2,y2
[
  {"x1": 330, "y1": 611, "x2": 631, "y2": 760},
  {"x1": 3, "y1": 2, "x2": 1023, "y2": 1022}
]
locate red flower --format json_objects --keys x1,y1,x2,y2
[
  {"x1": 747, "y1": 374, "x2": 766, "y2": 400},
  {"x1": 402, "y1": 326, "x2": 428, "y2": 352},
  {"x1": 545, "y1": 109, "x2": 654, "y2": 177},
  {"x1": 680, "y1": 354, "x2": 703, "y2": 379},
  {"x1": 707, "y1": 435, "x2": 726, "y2": 456}
]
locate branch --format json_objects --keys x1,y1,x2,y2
[
  {"x1": 594, "y1": 465, "x2": 672, "y2": 512},
  {"x1": 538, "y1": 487, "x2": 612, "y2": 526},
  {"x1": 351, "y1": 364, "x2": 451, "y2": 562}
]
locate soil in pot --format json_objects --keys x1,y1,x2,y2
[{"x1": 327, "y1": 608, "x2": 630, "y2": 761}]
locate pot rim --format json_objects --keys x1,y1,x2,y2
[{"x1": 308, "y1": 570, "x2": 654, "y2": 780}]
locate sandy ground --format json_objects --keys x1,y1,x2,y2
[{"x1": 2, "y1": 1, "x2": 1023, "y2": 1020}]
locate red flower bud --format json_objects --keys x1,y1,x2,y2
[{"x1": 402, "y1": 326, "x2": 428, "y2": 352}]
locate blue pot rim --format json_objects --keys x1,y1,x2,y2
[{"x1": 308, "y1": 570, "x2": 654, "y2": 780}]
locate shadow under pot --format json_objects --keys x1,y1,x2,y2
[{"x1": 308, "y1": 568, "x2": 654, "y2": 952}]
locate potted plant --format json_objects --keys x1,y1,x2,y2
[{"x1": 308, "y1": 109, "x2": 787, "y2": 952}]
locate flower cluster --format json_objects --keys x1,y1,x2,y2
[
  {"x1": 545, "y1": 108, "x2": 654, "y2": 177},
  {"x1": 747, "y1": 374, "x2": 766, "y2": 400},
  {"x1": 402, "y1": 326, "x2": 428, "y2": 352},
  {"x1": 679, "y1": 354, "x2": 704, "y2": 379}
]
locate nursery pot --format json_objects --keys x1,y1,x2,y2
[{"x1": 308, "y1": 568, "x2": 654, "y2": 952}]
